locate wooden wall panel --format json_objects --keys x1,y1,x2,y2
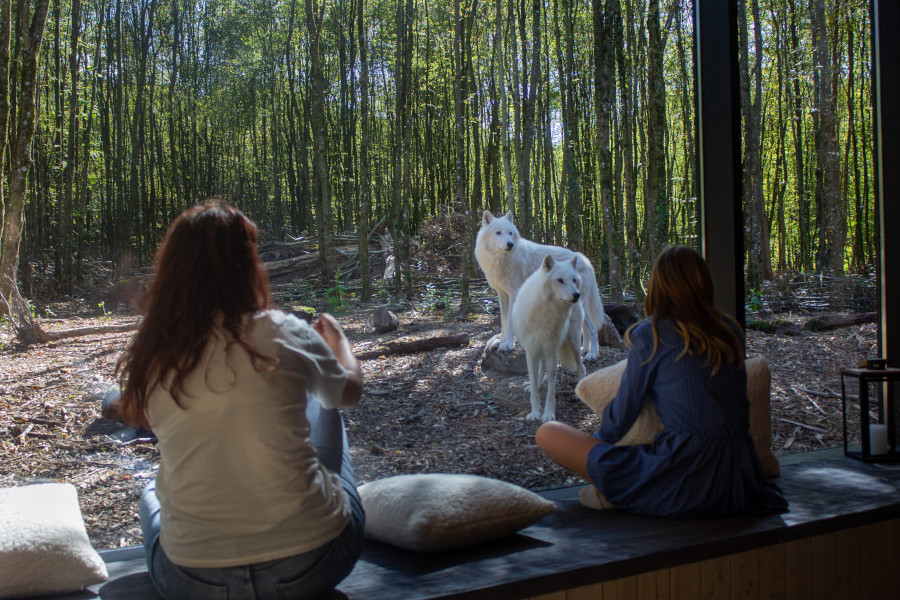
[
  {"x1": 784, "y1": 537, "x2": 813, "y2": 600},
  {"x1": 810, "y1": 531, "x2": 838, "y2": 600},
  {"x1": 566, "y1": 583, "x2": 604, "y2": 600},
  {"x1": 603, "y1": 575, "x2": 637, "y2": 600},
  {"x1": 883, "y1": 519, "x2": 900, "y2": 595},
  {"x1": 857, "y1": 523, "x2": 884, "y2": 600},
  {"x1": 528, "y1": 592, "x2": 567, "y2": 600},
  {"x1": 758, "y1": 543, "x2": 787, "y2": 600},
  {"x1": 835, "y1": 527, "x2": 862, "y2": 600},
  {"x1": 669, "y1": 561, "x2": 701, "y2": 600},
  {"x1": 531, "y1": 522, "x2": 898, "y2": 600},
  {"x1": 700, "y1": 555, "x2": 731, "y2": 599},
  {"x1": 636, "y1": 570, "x2": 668, "y2": 600},
  {"x1": 732, "y1": 549, "x2": 760, "y2": 600}
]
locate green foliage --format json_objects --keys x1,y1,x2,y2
[
  {"x1": 745, "y1": 290, "x2": 764, "y2": 313},
  {"x1": 422, "y1": 283, "x2": 453, "y2": 312},
  {"x1": 14, "y1": 0, "x2": 878, "y2": 299},
  {"x1": 325, "y1": 271, "x2": 347, "y2": 315}
]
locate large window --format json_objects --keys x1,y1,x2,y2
[{"x1": 1, "y1": 0, "x2": 896, "y2": 552}]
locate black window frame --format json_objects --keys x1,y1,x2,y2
[{"x1": 694, "y1": 0, "x2": 899, "y2": 366}]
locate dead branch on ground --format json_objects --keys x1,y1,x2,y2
[{"x1": 355, "y1": 333, "x2": 470, "y2": 360}]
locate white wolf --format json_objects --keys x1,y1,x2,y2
[
  {"x1": 511, "y1": 255, "x2": 587, "y2": 422},
  {"x1": 475, "y1": 210, "x2": 618, "y2": 359}
]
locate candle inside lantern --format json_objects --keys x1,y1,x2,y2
[{"x1": 869, "y1": 423, "x2": 889, "y2": 455}]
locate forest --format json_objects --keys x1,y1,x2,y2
[{"x1": 0, "y1": 0, "x2": 877, "y2": 316}]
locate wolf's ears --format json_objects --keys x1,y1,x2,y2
[
  {"x1": 482, "y1": 209, "x2": 515, "y2": 226},
  {"x1": 542, "y1": 255, "x2": 555, "y2": 271},
  {"x1": 571, "y1": 256, "x2": 578, "y2": 268}
]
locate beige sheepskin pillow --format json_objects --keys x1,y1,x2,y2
[
  {"x1": 0, "y1": 483, "x2": 108, "y2": 598},
  {"x1": 358, "y1": 473, "x2": 555, "y2": 552},
  {"x1": 574, "y1": 356, "x2": 779, "y2": 478}
]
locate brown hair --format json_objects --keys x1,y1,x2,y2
[
  {"x1": 115, "y1": 201, "x2": 273, "y2": 426},
  {"x1": 628, "y1": 245, "x2": 744, "y2": 374}
]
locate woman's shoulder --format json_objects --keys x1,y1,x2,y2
[
  {"x1": 628, "y1": 318, "x2": 654, "y2": 341},
  {"x1": 249, "y1": 309, "x2": 313, "y2": 340}
]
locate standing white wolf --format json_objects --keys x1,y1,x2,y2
[
  {"x1": 511, "y1": 255, "x2": 587, "y2": 422},
  {"x1": 475, "y1": 210, "x2": 618, "y2": 359}
]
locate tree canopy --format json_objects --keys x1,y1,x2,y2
[{"x1": 0, "y1": 0, "x2": 876, "y2": 311}]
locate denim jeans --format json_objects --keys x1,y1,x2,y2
[{"x1": 139, "y1": 398, "x2": 365, "y2": 600}]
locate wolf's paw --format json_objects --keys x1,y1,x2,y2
[
  {"x1": 526, "y1": 411, "x2": 542, "y2": 421},
  {"x1": 583, "y1": 350, "x2": 599, "y2": 361},
  {"x1": 541, "y1": 412, "x2": 556, "y2": 423},
  {"x1": 498, "y1": 340, "x2": 515, "y2": 352}
]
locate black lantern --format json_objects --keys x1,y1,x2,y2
[{"x1": 841, "y1": 361, "x2": 900, "y2": 462}]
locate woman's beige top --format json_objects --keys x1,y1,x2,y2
[{"x1": 147, "y1": 310, "x2": 350, "y2": 568}]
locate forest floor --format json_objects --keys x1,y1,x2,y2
[{"x1": 0, "y1": 273, "x2": 880, "y2": 550}]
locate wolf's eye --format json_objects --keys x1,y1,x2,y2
[
  {"x1": 496, "y1": 231, "x2": 502, "y2": 236},
  {"x1": 557, "y1": 278, "x2": 564, "y2": 284}
]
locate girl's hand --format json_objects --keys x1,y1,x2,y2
[
  {"x1": 313, "y1": 313, "x2": 347, "y2": 355},
  {"x1": 313, "y1": 313, "x2": 363, "y2": 408}
]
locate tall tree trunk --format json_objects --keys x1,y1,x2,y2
[
  {"x1": 515, "y1": 0, "x2": 540, "y2": 237},
  {"x1": 462, "y1": 0, "x2": 481, "y2": 310},
  {"x1": 810, "y1": 0, "x2": 842, "y2": 274},
  {"x1": 594, "y1": 0, "x2": 621, "y2": 300},
  {"x1": 391, "y1": 0, "x2": 414, "y2": 295},
  {"x1": 645, "y1": 0, "x2": 667, "y2": 259},
  {"x1": 788, "y1": 1, "x2": 809, "y2": 270},
  {"x1": 454, "y1": 0, "x2": 468, "y2": 308},
  {"x1": 0, "y1": 0, "x2": 52, "y2": 316},
  {"x1": 560, "y1": 0, "x2": 582, "y2": 249},
  {"x1": 739, "y1": 0, "x2": 770, "y2": 290},
  {"x1": 60, "y1": 0, "x2": 82, "y2": 287},
  {"x1": 357, "y1": 0, "x2": 371, "y2": 301},
  {"x1": 496, "y1": 0, "x2": 514, "y2": 211},
  {"x1": 847, "y1": 9, "x2": 863, "y2": 270},
  {"x1": 305, "y1": 0, "x2": 336, "y2": 283},
  {"x1": 675, "y1": 0, "x2": 697, "y2": 246},
  {"x1": 0, "y1": 0, "x2": 11, "y2": 233},
  {"x1": 617, "y1": 0, "x2": 641, "y2": 299}
]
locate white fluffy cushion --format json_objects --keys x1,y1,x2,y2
[
  {"x1": 575, "y1": 355, "x2": 780, "y2": 478},
  {"x1": 0, "y1": 483, "x2": 108, "y2": 598},
  {"x1": 358, "y1": 473, "x2": 555, "y2": 552}
]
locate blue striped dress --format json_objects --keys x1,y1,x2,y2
[{"x1": 586, "y1": 318, "x2": 788, "y2": 518}]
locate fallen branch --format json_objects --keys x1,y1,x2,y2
[
  {"x1": 355, "y1": 333, "x2": 470, "y2": 360},
  {"x1": 803, "y1": 312, "x2": 877, "y2": 331},
  {"x1": 796, "y1": 387, "x2": 842, "y2": 399},
  {"x1": 18, "y1": 321, "x2": 140, "y2": 344},
  {"x1": 776, "y1": 417, "x2": 828, "y2": 433}
]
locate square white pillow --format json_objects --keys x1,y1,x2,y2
[
  {"x1": 0, "y1": 483, "x2": 108, "y2": 598},
  {"x1": 358, "y1": 473, "x2": 555, "y2": 552}
]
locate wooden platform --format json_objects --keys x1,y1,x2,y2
[{"x1": 40, "y1": 453, "x2": 900, "y2": 600}]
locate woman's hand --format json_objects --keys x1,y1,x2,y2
[{"x1": 314, "y1": 314, "x2": 363, "y2": 408}]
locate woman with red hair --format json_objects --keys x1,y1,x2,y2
[
  {"x1": 536, "y1": 245, "x2": 787, "y2": 518},
  {"x1": 115, "y1": 201, "x2": 364, "y2": 599}
]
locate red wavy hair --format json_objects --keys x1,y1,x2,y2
[
  {"x1": 115, "y1": 201, "x2": 273, "y2": 426},
  {"x1": 628, "y1": 245, "x2": 744, "y2": 374}
]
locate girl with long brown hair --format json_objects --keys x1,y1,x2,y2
[
  {"x1": 536, "y1": 245, "x2": 787, "y2": 517},
  {"x1": 114, "y1": 201, "x2": 365, "y2": 599}
]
